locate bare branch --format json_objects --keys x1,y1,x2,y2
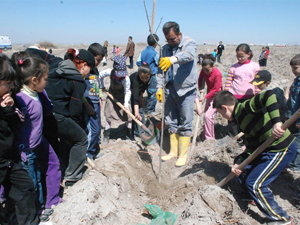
[
  {"x1": 143, "y1": 0, "x2": 152, "y2": 33},
  {"x1": 155, "y1": 16, "x2": 163, "y2": 34}
]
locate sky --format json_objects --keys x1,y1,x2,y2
[{"x1": 1, "y1": 0, "x2": 299, "y2": 46}]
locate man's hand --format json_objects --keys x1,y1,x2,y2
[
  {"x1": 159, "y1": 56, "x2": 177, "y2": 71},
  {"x1": 0, "y1": 93, "x2": 14, "y2": 108},
  {"x1": 232, "y1": 164, "x2": 243, "y2": 177},
  {"x1": 156, "y1": 89, "x2": 163, "y2": 103},
  {"x1": 272, "y1": 122, "x2": 285, "y2": 139}
]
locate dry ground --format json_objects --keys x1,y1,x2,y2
[{"x1": 3, "y1": 44, "x2": 300, "y2": 225}]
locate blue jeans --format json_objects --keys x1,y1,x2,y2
[
  {"x1": 85, "y1": 102, "x2": 101, "y2": 159},
  {"x1": 165, "y1": 83, "x2": 195, "y2": 136},
  {"x1": 287, "y1": 133, "x2": 300, "y2": 170},
  {"x1": 216, "y1": 54, "x2": 221, "y2": 63},
  {"x1": 235, "y1": 141, "x2": 297, "y2": 221},
  {"x1": 132, "y1": 103, "x2": 145, "y2": 137},
  {"x1": 21, "y1": 147, "x2": 44, "y2": 211},
  {"x1": 146, "y1": 75, "x2": 157, "y2": 114}
]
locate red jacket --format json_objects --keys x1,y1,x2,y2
[
  {"x1": 265, "y1": 50, "x2": 270, "y2": 58},
  {"x1": 198, "y1": 67, "x2": 222, "y2": 99}
]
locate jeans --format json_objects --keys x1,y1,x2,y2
[
  {"x1": 21, "y1": 147, "x2": 44, "y2": 211},
  {"x1": 216, "y1": 54, "x2": 221, "y2": 63},
  {"x1": 0, "y1": 161, "x2": 38, "y2": 225},
  {"x1": 85, "y1": 102, "x2": 101, "y2": 159},
  {"x1": 131, "y1": 102, "x2": 145, "y2": 137},
  {"x1": 235, "y1": 141, "x2": 297, "y2": 221},
  {"x1": 46, "y1": 114, "x2": 87, "y2": 182},
  {"x1": 145, "y1": 75, "x2": 157, "y2": 114},
  {"x1": 287, "y1": 133, "x2": 300, "y2": 170},
  {"x1": 129, "y1": 56, "x2": 133, "y2": 69},
  {"x1": 165, "y1": 83, "x2": 195, "y2": 136}
]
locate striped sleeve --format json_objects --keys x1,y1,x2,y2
[
  {"x1": 249, "y1": 90, "x2": 281, "y2": 124},
  {"x1": 224, "y1": 68, "x2": 234, "y2": 91}
]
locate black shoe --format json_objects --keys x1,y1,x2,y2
[
  {"x1": 102, "y1": 129, "x2": 110, "y2": 146},
  {"x1": 126, "y1": 128, "x2": 135, "y2": 141}
]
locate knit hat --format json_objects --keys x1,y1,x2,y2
[
  {"x1": 77, "y1": 49, "x2": 95, "y2": 68},
  {"x1": 112, "y1": 55, "x2": 128, "y2": 78},
  {"x1": 251, "y1": 70, "x2": 272, "y2": 85}
]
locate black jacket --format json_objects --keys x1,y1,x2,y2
[
  {"x1": 45, "y1": 60, "x2": 86, "y2": 124},
  {"x1": 0, "y1": 105, "x2": 21, "y2": 168}
]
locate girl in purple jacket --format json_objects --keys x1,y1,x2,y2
[{"x1": 11, "y1": 53, "x2": 62, "y2": 222}]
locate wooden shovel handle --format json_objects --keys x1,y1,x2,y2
[
  {"x1": 104, "y1": 91, "x2": 144, "y2": 127},
  {"x1": 217, "y1": 108, "x2": 300, "y2": 187}
]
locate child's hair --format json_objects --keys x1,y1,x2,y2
[
  {"x1": 0, "y1": 54, "x2": 17, "y2": 81},
  {"x1": 202, "y1": 54, "x2": 216, "y2": 67},
  {"x1": 236, "y1": 43, "x2": 253, "y2": 59},
  {"x1": 66, "y1": 48, "x2": 85, "y2": 67},
  {"x1": 16, "y1": 57, "x2": 48, "y2": 86},
  {"x1": 198, "y1": 53, "x2": 204, "y2": 58},
  {"x1": 265, "y1": 46, "x2": 269, "y2": 50},
  {"x1": 104, "y1": 41, "x2": 108, "y2": 47},
  {"x1": 113, "y1": 45, "x2": 116, "y2": 48},
  {"x1": 290, "y1": 54, "x2": 300, "y2": 66},
  {"x1": 213, "y1": 91, "x2": 237, "y2": 109},
  {"x1": 147, "y1": 34, "x2": 159, "y2": 46},
  {"x1": 214, "y1": 49, "x2": 217, "y2": 52},
  {"x1": 11, "y1": 51, "x2": 30, "y2": 68},
  {"x1": 138, "y1": 63, "x2": 152, "y2": 75},
  {"x1": 88, "y1": 43, "x2": 105, "y2": 57},
  {"x1": 129, "y1": 36, "x2": 132, "y2": 40}
]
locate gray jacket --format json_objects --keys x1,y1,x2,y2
[{"x1": 159, "y1": 35, "x2": 198, "y2": 97}]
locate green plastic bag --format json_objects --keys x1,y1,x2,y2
[{"x1": 143, "y1": 204, "x2": 177, "y2": 225}]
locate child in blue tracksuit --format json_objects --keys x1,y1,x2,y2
[
  {"x1": 285, "y1": 54, "x2": 300, "y2": 172},
  {"x1": 136, "y1": 34, "x2": 159, "y2": 114},
  {"x1": 84, "y1": 43, "x2": 111, "y2": 160}
]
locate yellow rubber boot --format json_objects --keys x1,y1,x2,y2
[
  {"x1": 161, "y1": 134, "x2": 179, "y2": 161},
  {"x1": 175, "y1": 136, "x2": 190, "y2": 167}
]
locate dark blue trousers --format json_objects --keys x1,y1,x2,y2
[
  {"x1": 84, "y1": 102, "x2": 101, "y2": 159},
  {"x1": 235, "y1": 141, "x2": 297, "y2": 222},
  {"x1": 145, "y1": 75, "x2": 157, "y2": 114}
]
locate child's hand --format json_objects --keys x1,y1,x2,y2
[
  {"x1": 231, "y1": 164, "x2": 243, "y2": 177},
  {"x1": 99, "y1": 99, "x2": 103, "y2": 110},
  {"x1": 272, "y1": 122, "x2": 285, "y2": 139},
  {"x1": 0, "y1": 93, "x2": 14, "y2": 107},
  {"x1": 199, "y1": 96, "x2": 205, "y2": 105},
  {"x1": 135, "y1": 112, "x2": 142, "y2": 121},
  {"x1": 84, "y1": 102, "x2": 95, "y2": 115}
]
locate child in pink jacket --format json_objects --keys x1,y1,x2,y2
[{"x1": 198, "y1": 54, "x2": 222, "y2": 140}]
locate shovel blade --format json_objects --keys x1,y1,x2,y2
[
  {"x1": 140, "y1": 119, "x2": 160, "y2": 145},
  {"x1": 215, "y1": 136, "x2": 231, "y2": 149}
]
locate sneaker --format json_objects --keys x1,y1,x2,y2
[
  {"x1": 39, "y1": 208, "x2": 54, "y2": 222},
  {"x1": 266, "y1": 218, "x2": 293, "y2": 225},
  {"x1": 39, "y1": 221, "x2": 53, "y2": 225},
  {"x1": 95, "y1": 153, "x2": 104, "y2": 159}
]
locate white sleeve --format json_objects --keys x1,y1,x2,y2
[
  {"x1": 99, "y1": 69, "x2": 112, "y2": 88},
  {"x1": 121, "y1": 76, "x2": 131, "y2": 108}
]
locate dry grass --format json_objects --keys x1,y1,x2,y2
[{"x1": 38, "y1": 41, "x2": 57, "y2": 49}]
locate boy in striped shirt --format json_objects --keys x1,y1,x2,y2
[{"x1": 213, "y1": 90, "x2": 296, "y2": 225}]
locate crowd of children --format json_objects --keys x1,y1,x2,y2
[{"x1": 0, "y1": 25, "x2": 300, "y2": 224}]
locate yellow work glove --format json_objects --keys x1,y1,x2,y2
[
  {"x1": 156, "y1": 88, "x2": 163, "y2": 103},
  {"x1": 159, "y1": 56, "x2": 178, "y2": 71}
]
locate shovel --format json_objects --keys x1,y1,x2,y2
[
  {"x1": 215, "y1": 132, "x2": 244, "y2": 149},
  {"x1": 217, "y1": 108, "x2": 300, "y2": 187},
  {"x1": 104, "y1": 91, "x2": 159, "y2": 145}
]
